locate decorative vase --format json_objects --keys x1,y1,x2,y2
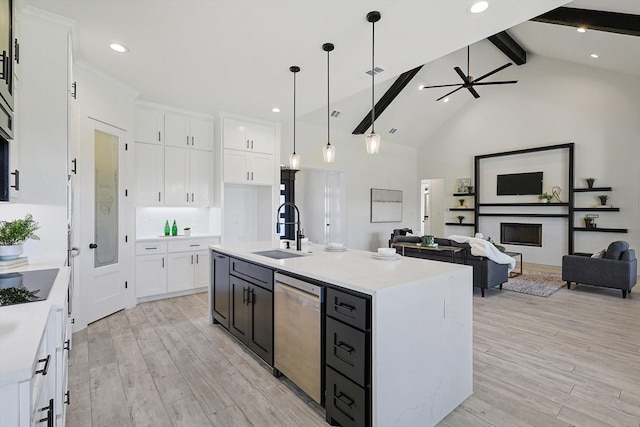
[
  {"x1": 184, "y1": 229, "x2": 191, "y2": 237},
  {"x1": 459, "y1": 199, "x2": 465, "y2": 206},
  {"x1": 457, "y1": 218, "x2": 464, "y2": 224},
  {"x1": 0, "y1": 244, "x2": 24, "y2": 261},
  {"x1": 586, "y1": 178, "x2": 595, "y2": 189},
  {"x1": 598, "y1": 195, "x2": 608, "y2": 205}
]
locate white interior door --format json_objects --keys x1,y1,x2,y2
[{"x1": 80, "y1": 119, "x2": 127, "y2": 324}]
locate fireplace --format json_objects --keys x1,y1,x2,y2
[{"x1": 501, "y1": 223, "x2": 542, "y2": 247}]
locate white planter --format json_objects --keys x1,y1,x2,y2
[{"x1": 0, "y1": 244, "x2": 24, "y2": 260}]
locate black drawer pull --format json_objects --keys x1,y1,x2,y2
[
  {"x1": 63, "y1": 339, "x2": 71, "y2": 351},
  {"x1": 242, "y1": 287, "x2": 248, "y2": 304},
  {"x1": 334, "y1": 302, "x2": 356, "y2": 314},
  {"x1": 64, "y1": 390, "x2": 71, "y2": 405},
  {"x1": 334, "y1": 341, "x2": 355, "y2": 355},
  {"x1": 189, "y1": 244, "x2": 200, "y2": 247},
  {"x1": 35, "y1": 355, "x2": 51, "y2": 375},
  {"x1": 335, "y1": 392, "x2": 355, "y2": 409}
]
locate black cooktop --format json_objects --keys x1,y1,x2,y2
[{"x1": 0, "y1": 268, "x2": 59, "y2": 306}]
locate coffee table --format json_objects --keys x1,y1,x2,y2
[
  {"x1": 504, "y1": 251, "x2": 523, "y2": 277},
  {"x1": 392, "y1": 243, "x2": 466, "y2": 263}
]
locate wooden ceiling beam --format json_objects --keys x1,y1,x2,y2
[
  {"x1": 532, "y1": 7, "x2": 640, "y2": 37},
  {"x1": 487, "y1": 31, "x2": 527, "y2": 65}
]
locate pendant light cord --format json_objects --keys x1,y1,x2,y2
[
  {"x1": 327, "y1": 48, "x2": 330, "y2": 145},
  {"x1": 293, "y1": 70, "x2": 296, "y2": 154},
  {"x1": 371, "y1": 19, "x2": 375, "y2": 134}
]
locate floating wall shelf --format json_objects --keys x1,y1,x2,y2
[
  {"x1": 574, "y1": 207, "x2": 620, "y2": 212},
  {"x1": 445, "y1": 222, "x2": 475, "y2": 227},
  {"x1": 574, "y1": 187, "x2": 612, "y2": 192},
  {"x1": 574, "y1": 227, "x2": 628, "y2": 233},
  {"x1": 448, "y1": 208, "x2": 475, "y2": 211},
  {"x1": 453, "y1": 192, "x2": 475, "y2": 197},
  {"x1": 479, "y1": 202, "x2": 569, "y2": 207},
  {"x1": 479, "y1": 213, "x2": 568, "y2": 218}
]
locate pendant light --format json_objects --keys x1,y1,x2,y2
[
  {"x1": 365, "y1": 11, "x2": 381, "y2": 154},
  {"x1": 289, "y1": 65, "x2": 301, "y2": 170},
  {"x1": 322, "y1": 43, "x2": 336, "y2": 163}
]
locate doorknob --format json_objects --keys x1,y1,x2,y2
[{"x1": 89, "y1": 243, "x2": 98, "y2": 249}]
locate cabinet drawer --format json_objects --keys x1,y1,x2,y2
[
  {"x1": 326, "y1": 317, "x2": 367, "y2": 387},
  {"x1": 326, "y1": 366, "x2": 367, "y2": 427},
  {"x1": 135, "y1": 241, "x2": 167, "y2": 255},
  {"x1": 167, "y1": 239, "x2": 210, "y2": 253},
  {"x1": 230, "y1": 258, "x2": 273, "y2": 291},
  {"x1": 326, "y1": 288, "x2": 368, "y2": 330}
]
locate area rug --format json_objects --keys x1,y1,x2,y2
[{"x1": 502, "y1": 271, "x2": 566, "y2": 297}]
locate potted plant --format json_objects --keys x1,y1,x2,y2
[
  {"x1": 458, "y1": 198, "x2": 465, "y2": 207},
  {"x1": 597, "y1": 195, "x2": 609, "y2": 206},
  {"x1": 0, "y1": 214, "x2": 40, "y2": 260},
  {"x1": 466, "y1": 185, "x2": 473, "y2": 194},
  {"x1": 456, "y1": 215, "x2": 465, "y2": 224},
  {"x1": 586, "y1": 177, "x2": 596, "y2": 189},
  {"x1": 584, "y1": 217, "x2": 595, "y2": 229},
  {"x1": 538, "y1": 193, "x2": 553, "y2": 203},
  {"x1": 183, "y1": 227, "x2": 191, "y2": 237}
]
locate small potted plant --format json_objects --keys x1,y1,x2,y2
[
  {"x1": 466, "y1": 185, "x2": 473, "y2": 194},
  {"x1": 538, "y1": 193, "x2": 553, "y2": 203},
  {"x1": 183, "y1": 227, "x2": 191, "y2": 237},
  {"x1": 456, "y1": 215, "x2": 465, "y2": 224},
  {"x1": 0, "y1": 214, "x2": 40, "y2": 260},
  {"x1": 597, "y1": 195, "x2": 609, "y2": 206},
  {"x1": 458, "y1": 198, "x2": 465, "y2": 207},
  {"x1": 584, "y1": 216, "x2": 595, "y2": 229},
  {"x1": 586, "y1": 177, "x2": 596, "y2": 189}
]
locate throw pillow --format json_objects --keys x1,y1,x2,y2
[
  {"x1": 591, "y1": 250, "x2": 605, "y2": 258},
  {"x1": 604, "y1": 241, "x2": 629, "y2": 260}
]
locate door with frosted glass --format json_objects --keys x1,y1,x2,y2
[{"x1": 80, "y1": 119, "x2": 127, "y2": 324}]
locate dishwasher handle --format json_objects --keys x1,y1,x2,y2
[{"x1": 274, "y1": 272, "x2": 322, "y2": 298}]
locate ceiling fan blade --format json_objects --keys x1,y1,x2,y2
[
  {"x1": 454, "y1": 67, "x2": 470, "y2": 84},
  {"x1": 436, "y1": 85, "x2": 464, "y2": 101},
  {"x1": 473, "y1": 63, "x2": 512, "y2": 83},
  {"x1": 467, "y1": 86, "x2": 480, "y2": 99},
  {"x1": 473, "y1": 80, "x2": 518, "y2": 86},
  {"x1": 421, "y1": 83, "x2": 463, "y2": 89}
]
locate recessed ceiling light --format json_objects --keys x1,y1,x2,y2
[
  {"x1": 110, "y1": 43, "x2": 128, "y2": 53},
  {"x1": 271, "y1": 107, "x2": 280, "y2": 113},
  {"x1": 590, "y1": 53, "x2": 599, "y2": 58},
  {"x1": 443, "y1": 97, "x2": 450, "y2": 103},
  {"x1": 470, "y1": 1, "x2": 489, "y2": 14},
  {"x1": 418, "y1": 85, "x2": 425, "y2": 90},
  {"x1": 577, "y1": 27, "x2": 586, "y2": 33}
]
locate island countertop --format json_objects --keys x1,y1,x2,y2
[{"x1": 209, "y1": 241, "x2": 470, "y2": 296}]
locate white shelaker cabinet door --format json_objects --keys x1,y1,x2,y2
[
  {"x1": 194, "y1": 250, "x2": 210, "y2": 289},
  {"x1": 223, "y1": 150, "x2": 249, "y2": 184},
  {"x1": 248, "y1": 122, "x2": 275, "y2": 154},
  {"x1": 189, "y1": 117, "x2": 213, "y2": 151},
  {"x1": 164, "y1": 113, "x2": 190, "y2": 148},
  {"x1": 135, "y1": 142, "x2": 164, "y2": 206},
  {"x1": 223, "y1": 118, "x2": 249, "y2": 151},
  {"x1": 167, "y1": 252, "x2": 195, "y2": 293},
  {"x1": 250, "y1": 153, "x2": 274, "y2": 185},
  {"x1": 164, "y1": 146, "x2": 190, "y2": 206},
  {"x1": 135, "y1": 109, "x2": 164, "y2": 144},
  {"x1": 135, "y1": 254, "x2": 167, "y2": 297},
  {"x1": 190, "y1": 150, "x2": 212, "y2": 206}
]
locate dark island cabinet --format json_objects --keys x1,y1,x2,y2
[
  {"x1": 325, "y1": 287, "x2": 371, "y2": 427},
  {"x1": 210, "y1": 252, "x2": 230, "y2": 328},
  {"x1": 210, "y1": 250, "x2": 274, "y2": 366}
]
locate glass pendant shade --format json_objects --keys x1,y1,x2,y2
[
  {"x1": 289, "y1": 152, "x2": 300, "y2": 170},
  {"x1": 365, "y1": 132, "x2": 380, "y2": 154},
  {"x1": 323, "y1": 143, "x2": 335, "y2": 163}
]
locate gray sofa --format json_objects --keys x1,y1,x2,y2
[
  {"x1": 390, "y1": 232, "x2": 509, "y2": 297},
  {"x1": 562, "y1": 241, "x2": 637, "y2": 298}
]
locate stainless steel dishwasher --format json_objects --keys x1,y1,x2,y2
[{"x1": 274, "y1": 272, "x2": 323, "y2": 403}]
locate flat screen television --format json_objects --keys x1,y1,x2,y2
[{"x1": 496, "y1": 172, "x2": 543, "y2": 195}]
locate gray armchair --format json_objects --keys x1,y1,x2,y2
[{"x1": 562, "y1": 241, "x2": 637, "y2": 298}]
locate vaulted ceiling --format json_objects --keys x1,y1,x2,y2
[{"x1": 20, "y1": 0, "x2": 640, "y2": 149}]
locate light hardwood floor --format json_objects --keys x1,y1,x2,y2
[{"x1": 66, "y1": 264, "x2": 640, "y2": 427}]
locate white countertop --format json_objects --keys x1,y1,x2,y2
[
  {"x1": 209, "y1": 241, "x2": 469, "y2": 295},
  {"x1": 0, "y1": 259, "x2": 70, "y2": 386},
  {"x1": 137, "y1": 234, "x2": 220, "y2": 242}
]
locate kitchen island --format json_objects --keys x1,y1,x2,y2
[{"x1": 209, "y1": 242, "x2": 473, "y2": 427}]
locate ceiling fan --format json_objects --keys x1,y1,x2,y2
[{"x1": 420, "y1": 46, "x2": 517, "y2": 101}]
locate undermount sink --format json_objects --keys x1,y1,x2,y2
[{"x1": 253, "y1": 250, "x2": 306, "y2": 260}]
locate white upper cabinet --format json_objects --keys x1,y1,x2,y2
[
  {"x1": 135, "y1": 142, "x2": 164, "y2": 206},
  {"x1": 135, "y1": 109, "x2": 164, "y2": 144},
  {"x1": 165, "y1": 113, "x2": 213, "y2": 151},
  {"x1": 223, "y1": 117, "x2": 274, "y2": 154},
  {"x1": 164, "y1": 146, "x2": 212, "y2": 206}
]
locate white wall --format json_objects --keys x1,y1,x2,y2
[
  {"x1": 417, "y1": 55, "x2": 640, "y2": 266},
  {"x1": 283, "y1": 122, "x2": 419, "y2": 251}
]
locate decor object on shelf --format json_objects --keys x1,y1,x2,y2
[
  {"x1": 456, "y1": 178, "x2": 471, "y2": 193},
  {"x1": 466, "y1": 185, "x2": 473, "y2": 193},
  {"x1": 586, "y1": 177, "x2": 596, "y2": 189},
  {"x1": 584, "y1": 217, "x2": 596, "y2": 229},
  {"x1": 419, "y1": 45, "x2": 517, "y2": 101},
  {"x1": 562, "y1": 241, "x2": 637, "y2": 298},
  {"x1": 371, "y1": 188, "x2": 402, "y2": 223},
  {"x1": 538, "y1": 192, "x2": 553, "y2": 203},
  {"x1": 597, "y1": 194, "x2": 609, "y2": 206},
  {"x1": 456, "y1": 215, "x2": 465, "y2": 224},
  {"x1": 289, "y1": 65, "x2": 301, "y2": 169},
  {"x1": 551, "y1": 186, "x2": 564, "y2": 203},
  {"x1": 365, "y1": 11, "x2": 381, "y2": 154},
  {"x1": 0, "y1": 214, "x2": 40, "y2": 260},
  {"x1": 184, "y1": 227, "x2": 191, "y2": 237},
  {"x1": 458, "y1": 199, "x2": 465, "y2": 207},
  {"x1": 322, "y1": 43, "x2": 335, "y2": 163}
]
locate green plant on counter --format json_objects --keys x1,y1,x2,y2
[
  {"x1": 0, "y1": 286, "x2": 41, "y2": 306},
  {"x1": 538, "y1": 193, "x2": 553, "y2": 202},
  {"x1": 0, "y1": 214, "x2": 40, "y2": 246}
]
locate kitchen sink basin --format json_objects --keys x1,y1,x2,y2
[{"x1": 253, "y1": 250, "x2": 306, "y2": 259}]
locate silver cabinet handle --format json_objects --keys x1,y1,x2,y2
[
  {"x1": 191, "y1": 255, "x2": 194, "y2": 264},
  {"x1": 246, "y1": 171, "x2": 249, "y2": 180},
  {"x1": 251, "y1": 172, "x2": 254, "y2": 180},
  {"x1": 158, "y1": 192, "x2": 161, "y2": 202},
  {"x1": 246, "y1": 139, "x2": 250, "y2": 149},
  {"x1": 162, "y1": 257, "x2": 165, "y2": 268},
  {"x1": 186, "y1": 193, "x2": 189, "y2": 202},
  {"x1": 191, "y1": 136, "x2": 194, "y2": 145}
]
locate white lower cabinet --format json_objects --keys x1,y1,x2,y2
[{"x1": 136, "y1": 239, "x2": 215, "y2": 299}]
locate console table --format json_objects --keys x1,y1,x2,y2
[{"x1": 392, "y1": 243, "x2": 466, "y2": 263}]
